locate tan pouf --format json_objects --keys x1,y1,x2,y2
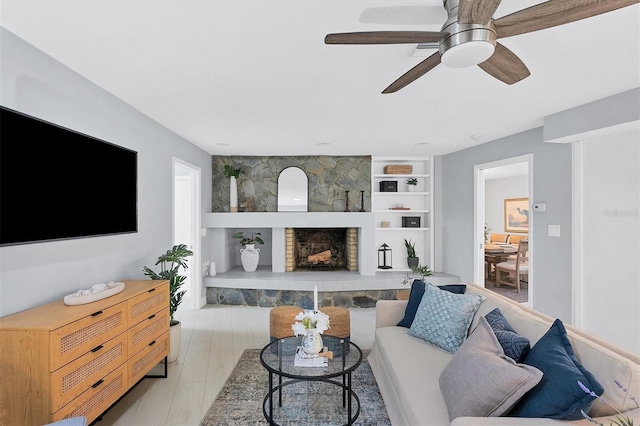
[
  {"x1": 269, "y1": 306, "x2": 303, "y2": 354},
  {"x1": 320, "y1": 306, "x2": 351, "y2": 356}
]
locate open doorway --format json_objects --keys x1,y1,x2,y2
[
  {"x1": 173, "y1": 158, "x2": 203, "y2": 310},
  {"x1": 474, "y1": 155, "x2": 532, "y2": 305}
]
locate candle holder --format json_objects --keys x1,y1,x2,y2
[
  {"x1": 344, "y1": 190, "x2": 350, "y2": 212},
  {"x1": 359, "y1": 190, "x2": 365, "y2": 212}
]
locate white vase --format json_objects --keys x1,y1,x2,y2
[
  {"x1": 168, "y1": 322, "x2": 181, "y2": 363},
  {"x1": 240, "y1": 244, "x2": 260, "y2": 272},
  {"x1": 230, "y1": 176, "x2": 238, "y2": 212},
  {"x1": 407, "y1": 185, "x2": 416, "y2": 192},
  {"x1": 301, "y1": 328, "x2": 323, "y2": 355}
]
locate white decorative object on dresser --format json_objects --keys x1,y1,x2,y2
[
  {"x1": 372, "y1": 157, "x2": 433, "y2": 272},
  {"x1": 0, "y1": 280, "x2": 169, "y2": 425}
]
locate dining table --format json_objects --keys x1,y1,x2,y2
[{"x1": 484, "y1": 243, "x2": 519, "y2": 280}]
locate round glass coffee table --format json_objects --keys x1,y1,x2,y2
[{"x1": 260, "y1": 335, "x2": 363, "y2": 425}]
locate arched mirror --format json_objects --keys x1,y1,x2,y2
[{"x1": 278, "y1": 167, "x2": 308, "y2": 212}]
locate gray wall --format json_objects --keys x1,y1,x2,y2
[
  {"x1": 0, "y1": 28, "x2": 213, "y2": 316},
  {"x1": 441, "y1": 127, "x2": 573, "y2": 321}
]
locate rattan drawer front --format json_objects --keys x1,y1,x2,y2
[
  {"x1": 128, "y1": 331, "x2": 169, "y2": 386},
  {"x1": 128, "y1": 308, "x2": 169, "y2": 356},
  {"x1": 52, "y1": 363, "x2": 127, "y2": 424},
  {"x1": 50, "y1": 333, "x2": 128, "y2": 413},
  {"x1": 50, "y1": 304, "x2": 127, "y2": 371},
  {"x1": 127, "y1": 285, "x2": 169, "y2": 325}
]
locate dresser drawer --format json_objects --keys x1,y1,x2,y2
[
  {"x1": 128, "y1": 331, "x2": 169, "y2": 385},
  {"x1": 127, "y1": 285, "x2": 169, "y2": 325},
  {"x1": 50, "y1": 333, "x2": 128, "y2": 413},
  {"x1": 52, "y1": 362, "x2": 127, "y2": 424},
  {"x1": 50, "y1": 304, "x2": 128, "y2": 371},
  {"x1": 128, "y1": 308, "x2": 169, "y2": 356}
]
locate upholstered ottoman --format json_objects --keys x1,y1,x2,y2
[
  {"x1": 321, "y1": 306, "x2": 351, "y2": 356},
  {"x1": 269, "y1": 306, "x2": 303, "y2": 354}
]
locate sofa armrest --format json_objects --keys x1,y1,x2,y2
[{"x1": 375, "y1": 300, "x2": 408, "y2": 328}]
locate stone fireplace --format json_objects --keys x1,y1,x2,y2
[{"x1": 285, "y1": 227, "x2": 358, "y2": 272}]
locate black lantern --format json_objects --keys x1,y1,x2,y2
[{"x1": 378, "y1": 243, "x2": 392, "y2": 269}]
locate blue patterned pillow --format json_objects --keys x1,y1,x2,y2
[
  {"x1": 485, "y1": 308, "x2": 531, "y2": 362},
  {"x1": 397, "y1": 280, "x2": 467, "y2": 328},
  {"x1": 408, "y1": 284, "x2": 485, "y2": 353}
]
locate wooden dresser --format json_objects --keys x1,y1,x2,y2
[{"x1": 0, "y1": 280, "x2": 170, "y2": 425}]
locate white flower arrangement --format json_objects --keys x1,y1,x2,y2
[{"x1": 291, "y1": 310, "x2": 330, "y2": 336}]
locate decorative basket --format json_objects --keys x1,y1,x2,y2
[{"x1": 384, "y1": 165, "x2": 413, "y2": 174}]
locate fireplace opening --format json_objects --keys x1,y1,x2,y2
[{"x1": 286, "y1": 228, "x2": 358, "y2": 272}]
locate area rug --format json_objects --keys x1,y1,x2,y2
[
  {"x1": 486, "y1": 281, "x2": 529, "y2": 303},
  {"x1": 201, "y1": 349, "x2": 390, "y2": 425}
]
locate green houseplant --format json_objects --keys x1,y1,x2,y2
[
  {"x1": 142, "y1": 243, "x2": 193, "y2": 326},
  {"x1": 233, "y1": 231, "x2": 264, "y2": 246},
  {"x1": 404, "y1": 238, "x2": 419, "y2": 269},
  {"x1": 406, "y1": 177, "x2": 418, "y2": 192},
  {"x1": 224, "y1": 164, "x2": 244, "y2": 179},
  {"x1": 143, "y1": 244, "x2": 193, "y2": 363}
]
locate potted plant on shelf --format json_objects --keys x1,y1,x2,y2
[
  {"x1": 142, "y1": 243, "x2": 193, "y2": 363},
  {"x1": 406, "y1": 177, "x2": 418, "y2": 192},
  {"x1": 233, "y1": 231, "x2": 264, "y2": 272},
  {"x1": 412, "y1": 264, "x2": 432, "y2": 281},
  {"x1": 224, "y1": 164, "x2": 244, "y2": 212},
  {"x1": 404, "y1": 238, "x2": 419, "y2": 269}
]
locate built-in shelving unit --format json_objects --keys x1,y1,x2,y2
[{"x1": 372, "y1": 157, "x2": 434, "y2": 273}]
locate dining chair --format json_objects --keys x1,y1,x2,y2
[
  {"x1": 489, "y1": 233, "x2": 510, "y2": 243},
  {"x1": 495, "y1": 240, "x2": 528, "y2": 293}
]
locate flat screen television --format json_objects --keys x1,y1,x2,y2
[{"x1": 1, "y1": 106, "x2": 138, "y2": 246}]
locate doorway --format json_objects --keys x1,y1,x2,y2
[
  {"x1": 173, "y1": 158, "x2": 203, "y2": 310},
  {"x1": 473, "y1": 154, "x2": 532, "y2": 305}
]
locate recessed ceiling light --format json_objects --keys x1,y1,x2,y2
[
  {"x1": 471, "y1": 134, "x2": 482, "y2": 140},
  {"x1": 316, "y1": 142, "x2": 331, "y2": 146},
  {"x1": 216, "y1": 143, "x2": 230, "y2": 146},
  {"x1": 414, "y1": 142, "x2": 430, "y2": 146}
]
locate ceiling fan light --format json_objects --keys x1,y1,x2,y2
[{"x1": 441, "y1": 40, "x2": 495, "y2": 68}]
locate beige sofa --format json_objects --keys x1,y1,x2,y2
[{"x1": 368, "y1": 283, "x2": 640, "y2": 425}]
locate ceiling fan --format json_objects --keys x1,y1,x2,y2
[{"x1": 325, "y1": 0, "x2": 639, "y2": 93}]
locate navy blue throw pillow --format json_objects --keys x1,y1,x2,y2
[
  {"x1": 485, "y1": 308, "x2": 531, "y2": 362},
  {"x1": 508, "y1": 319, "x2": 604, "y2": 420},
  {"x1": 397, "y1": 280, "x2": 467, "y2": 328}
]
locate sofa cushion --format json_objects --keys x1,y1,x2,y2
[
  {"x1": 439, "y1": 317, "x2": 543, "y2": 420},
  {"x1": 408, "y1": 283, "x2": 485, "y2": 353},
  {"x1": 397, "y1": 280, "x2": 467, "y2": 328},
  {"x1": 485, "y1": 308, "x2": 531, "y2": 362},
  {"x1": 508, "y1": 319, "x2": 604, "y2": 420}
]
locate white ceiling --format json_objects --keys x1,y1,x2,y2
[{"x1": 1, "y1": 1, "x2": 639, "y2": 157}]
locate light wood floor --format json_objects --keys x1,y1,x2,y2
[{"x1": 99, "y1": 305, "x2": 376, "y2": 425}]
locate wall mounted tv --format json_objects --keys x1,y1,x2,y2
[{"x1": 1, "y1": 106, "x2": 138, "y2": 246}]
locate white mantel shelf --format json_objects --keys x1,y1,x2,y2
[{"x1": 203, "y1": 212, "x2": 375, "y2": 228}]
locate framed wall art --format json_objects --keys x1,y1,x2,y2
[{"x1": 504, "y1": 198, "x2": 529, "y2": 233}]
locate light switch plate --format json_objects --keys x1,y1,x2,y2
[{"x1": 548, "y1": 225, "x2": 561, "y2": 237}]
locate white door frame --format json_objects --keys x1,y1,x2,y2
[
  {"x1": 173, "y1": 157, "x2": 204, "y2": 310},
  {"x1": 473, "y1": 154, "x2": 533, "y2": 303}
]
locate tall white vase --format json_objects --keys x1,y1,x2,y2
[
  {"x1": 229, "y1": 176, "x2": 238, "y2": 212},
  {"x1": 168, "y1": 322, "x2": 181, "y2": 363},
  {"x1": 240, "y1": 244, "x2": 260, "y2": 272}
]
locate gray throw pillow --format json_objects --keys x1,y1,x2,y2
[
  {"x1": 408, "y1": 283, "x2": 485, "y2": 353},
  {"x1": 439, "y1": 317, "x2": 544, "y2": 421}
]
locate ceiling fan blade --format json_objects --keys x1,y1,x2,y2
[
  {"x1": 458, "y1": 0, "x2": 503, "y2": 25},
  {"x1": 478, "y1": 42, "x2": 530, "y2": 84},
  {"x1": 324, "y1": 31, "x2": 447, "y2": 45},
  {"x1": 382, "y1": 52, "x2": 441, "y2": 94},
  {"x1": 494, "y1": 0, "x2": 640, "y2": 39}
]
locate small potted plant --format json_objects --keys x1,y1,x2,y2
[
  {"x1": 404, "y1": 238, "x2": 419, "y2": 269},
  {"x1": 412, "y1": 264, "x2": 432, "y2": 281},
  {"x1": 233, "y1": 231, "x2": 264, "y2": 271},
  {"x1": 142, "y1": 244, "x2": 193, "y2": 363},
  {"x1": 406, "y1": 177, "x2": 418, "y2": 192},
  {"x1": 224, "y1": 165, "x2": 244, "y2": 212}
]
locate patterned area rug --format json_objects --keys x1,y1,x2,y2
[{"x1": 201, "y1": 349, "x2": 390, "y2": 426}]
